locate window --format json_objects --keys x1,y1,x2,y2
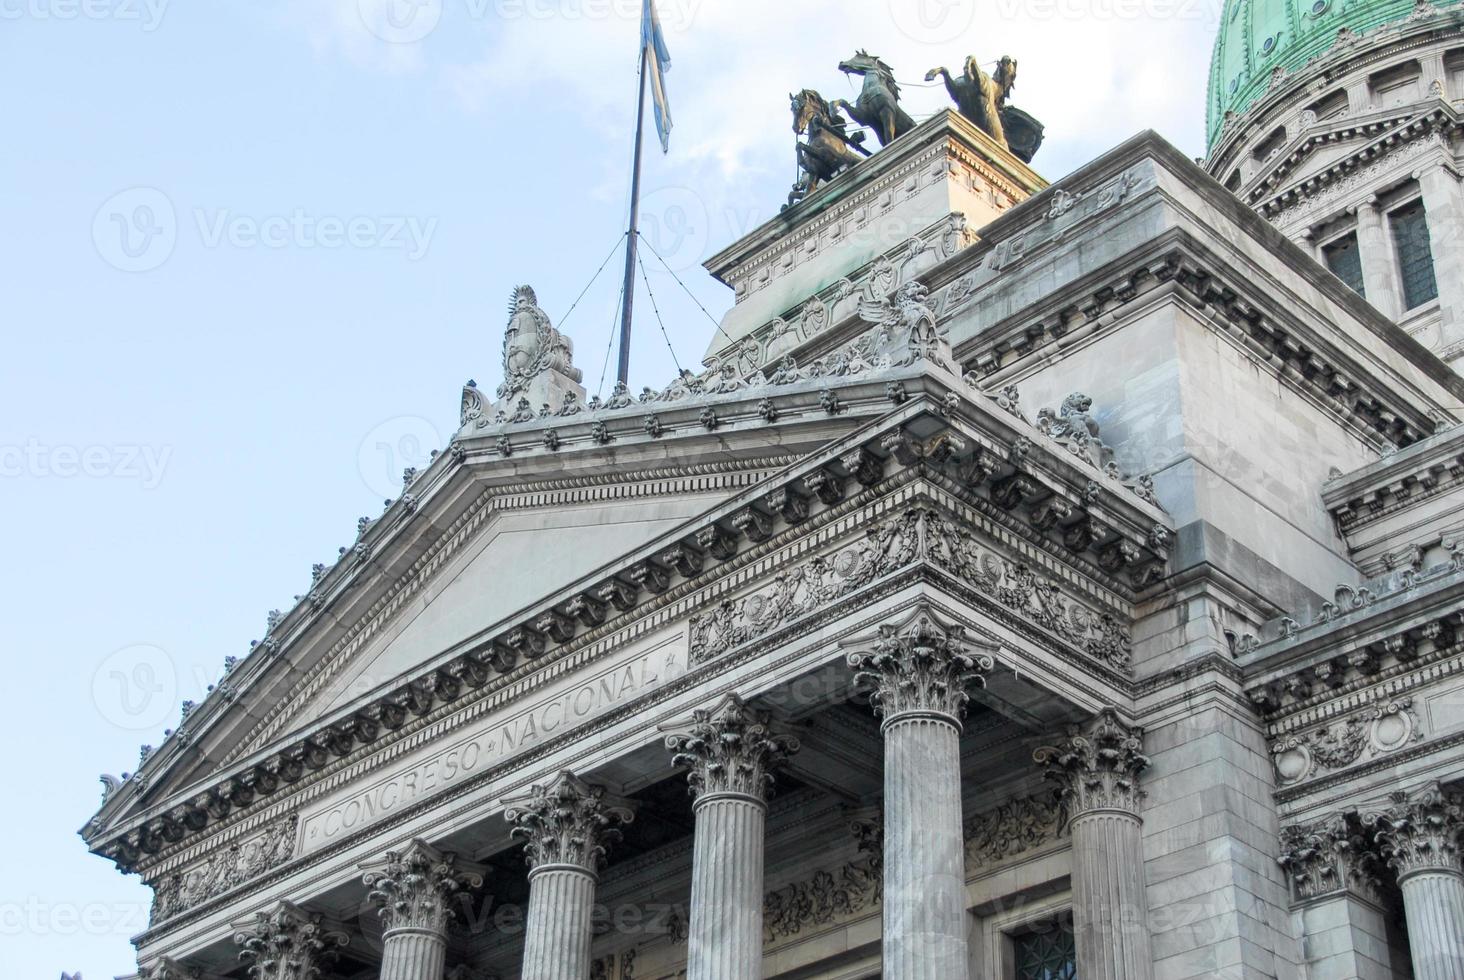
[
  {"x1": 1390, "y1": 200, "x2": 1439, "y2": 310},
  {"x1": 1322, "y1": 233, "x2": 1366, "y2": 297},
  {"x1": 1011, "y1": 914, "x2": 1077, "y2": 980}
]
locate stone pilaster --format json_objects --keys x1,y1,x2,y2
[
  {"x1": 663, "y1": 694, "x2": 799, "y2": 980},
  {"x1": 233, "y1": 901, "x2": 347, "y2": 980},
  {"x1": 1417, "y1": 164, "x2": 1464, "y2": 349},
  {"x1": 506, "y1": 771, "x2": 634, "y2": 980},
  {"x1": 1034, "y1": 710, "x2": 1153, "y2": 980},
  {"x1": 1356, "y1": 197, "x2": 1403, "y2": 319},
  {"x1": 847, "y1": 608, "x2": 995, "y2": 980},
  {"x1": 361, "y1": 839, "x2": 486, "y2": 980},
  {"x1": 1368, "y1": 783, "x2": 1464, "y2": 980}
]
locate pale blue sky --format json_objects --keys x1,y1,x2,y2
[{"x1": 0, "y1": 2, "x2": 1214, "y2": 975}]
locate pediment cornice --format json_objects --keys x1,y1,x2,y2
[
  {"x1": 86, "y1": 372, "x2": 1173, "y2": 875},
  {"x1": 1255, "y1": 108, "x2": 1457, "y2": 220}
]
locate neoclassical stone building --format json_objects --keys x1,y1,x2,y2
[{"x1": 84, "y1": 7, "x2": 1464, "y2": 980}]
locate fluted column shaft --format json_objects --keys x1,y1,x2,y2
[
  {"x1": 1399, "y1": 869, "x2": 1464, "y2": 980},
  {"x1": 1371, "y1": 785, "x2": 1464, "y2": 980},
  {"x1": 521, "y1": 865, "x2": 598, "y2": 980},
  {"x1": 688, "y1": 794, "x2": 768, "y2": 979},
  {"x1": 663, "y1": 694, "x2": 799, "y2": 980},
  {"x1": 1068, "y1": 808, "x2": 1152, "y2": 980},
  {"x1": 846, "y1": 609, "x2": 996, "y2": 980},
  {"x1": 1036, "y1": 710, "x2": 1154, "y2": 980},
  {"x1": 379, "y1": 927, "x2": 448, "y2": 980},
  {"x1": 507, "y1": 772, "x2": 633, "y2": 980},
  {"x1": 882, "y1": 712, "x2": 969, "y2": 979}
]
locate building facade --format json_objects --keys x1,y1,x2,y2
[{"x1": 83, "y1": 8, "x2": 1464, "y2": 980}]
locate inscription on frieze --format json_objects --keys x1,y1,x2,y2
[{"x1": 299, "y1": 635, "x2": 684, "y2": 852}]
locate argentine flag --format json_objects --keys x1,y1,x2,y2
[{"x1": 641, "y1": 0, "x2": 673, "y2": 153}]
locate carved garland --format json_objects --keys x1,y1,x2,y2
[{"x1": 148, "y1": 815, "x2": 298, "y2": 925}]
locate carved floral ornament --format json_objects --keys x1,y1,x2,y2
[
  {"x1": 1364, "y1": 782, "x2": 1464, "y2": 878},
  {"x1": 1033, "y1": 709, "x2": 1150, "y2": 816},
  {"x1": 1270, "y1": 697, "x2": 1422, "y2": 786},
  {"x1": 662, "y1": 694, "x2": 800, "y2": 804},
  {"x1": 233, "y1": 900, "x2": 347, "y2": 980},
  {"x1": 505, "y1": 771, "x2": 634, "y2": 875},
  {"x1": 845, "y1": 607, "x2": 997, "y2": 724},
  {"x1": 149, "y1": 814, "x2": 299, "y2": 925},
  {"x1": 360, "y1": 838, "x2": 486, "y2": 935},
  {"x1": 1277, "y1": 814, "x2": 1384, "y2": 902}
]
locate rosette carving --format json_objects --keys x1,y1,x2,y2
[
  {"x1": 1366, "y1": 783, "x2": 1464, "y2": 878},
  {"x1": 360, "y1": 839, "x2": 486, "y2": 935},
  {"x1": 233, "y1": 901, "x2": 347, "y2": 980},
  {"x1": 505, "y1": 771, "x2": 634, "y2": 874},
  {"x1": 662, "y1": 694, "x2": 800, "y2": 804},
  {"x1": 1034, "y1": 709, "x2": 1150, "y2": 816},
  {"x1": 845, "y1": 607, "x2": 996, "y2": 723}
]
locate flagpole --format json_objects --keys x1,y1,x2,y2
[{"x1": 616, "y1": 42, "x2": 650, "y2": 389}]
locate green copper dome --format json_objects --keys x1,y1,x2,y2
[{"x1": 1207, "y1": 0, "x2": 1448, "y2": 149}]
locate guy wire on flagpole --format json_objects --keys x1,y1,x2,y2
[{"x1": 616, "y1": 40, "x2": 651, "y2": 390}]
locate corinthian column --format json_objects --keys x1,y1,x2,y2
[
  {"x1": 1368, "y1": 783, "x2": 1464, "y2": 980},
  {"x1": 506, "y1": 771, "x2": 634, "y2": 980},
  {"x1": 846, "y1": 608, "x2": 995, "y2": 980},
  {"x1": 233, "y1": 900, "x2": 347, "y2": 980},
  {"x1": 361, "y1": 839, "x2": 486, "y2": 980},
  {"x1": 662, "y1": 694, "x2": 799, "y2": 980},
  {"x1": 1034, "y1": 710, "x2": 1153, "y2": 980}
]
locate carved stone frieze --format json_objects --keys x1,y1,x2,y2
[
  {"x1": 662, "y1": 694, "x2": 799, "y2": 804},
  {"x1": 763, "y1": 815, "x2": 883, "y2": 943},
  {"x1": 1270, "y1": 698, "x2": 1422, "y2": 786},
  {"x1": 1365, "y1": 783, "x2": 1464, "y2": 878},
  {"x1": 149, "y1": 815, "x2": 298, "y2": 924},
  {"x1": 233, "y1": 901, "x2": 347, "y2": 980},
  {"x1": 505, "y1": 771, "x2": 634, "y2": 874},
  {"x1": 1034, "y1": 710, "x2": 1149, "y2": 816},
  {"x1": 963, "y1": 790, "x2": 1069, "y2": 869},
  {"x1": 1277, "y1": 815, "x2": 1384, "y2": 903},
  {"x1": 360, "y1": 839, "x2": 486, "y2": 935},
  {"x1": 846, "y1": 607, "x2": 996, "y2": 723}
]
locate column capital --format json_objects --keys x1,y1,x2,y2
[
  {"x1": 1034, "y1": 709, "x2": 1150, "y2": 816},
  {"x1": 506, "y1": 771, "x2": 634, "y2": 876},
  {"x1": 1366, "y1": 782, "x2": 1464, "y2": 879},
  {"x1": 845, "y1": 607, "x2": 996, "y2": 726},
  {"x1": 662, "y1": 694, "x2": 799, "y2": 805},
  {"x1": 1278, "y1": 814, "x2": 1385, "y2": 903},
  {"x1": 232, "y1": 901, "x2": 347, "y2": 980},
  {"x1": 360, "y1": 838, "x2": 486, "y2": 935}
]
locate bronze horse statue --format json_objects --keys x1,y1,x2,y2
[
  {"x1": 787, "y1": 89, "x2": 868, "y2": 209},
  {"x1": 926, "y1": 55, "x2": 1044, "y2": 163},
  {"x1": 834, "y1": 50, "x2": 916, "y2": 148}
]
